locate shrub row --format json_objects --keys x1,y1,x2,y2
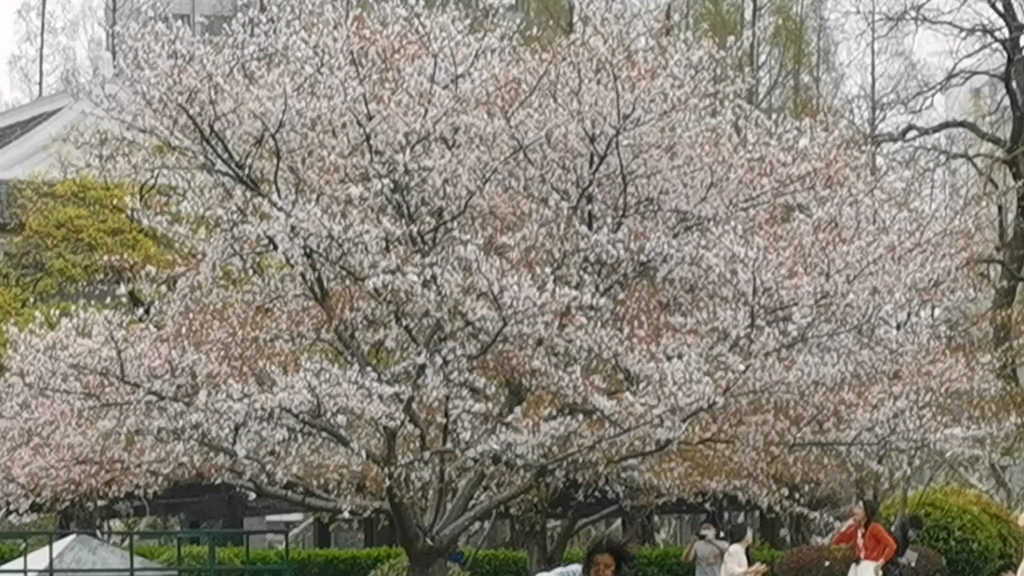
[
  {"x1": 0, "y1": 543, "x2": 788, "y2": 576},
  {"x1": 773, "y1": 545, "x2": 946, "y2": 576}
]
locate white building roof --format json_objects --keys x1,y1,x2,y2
[
  {"x1": 0, "y1": 92, "x2": 94, "y2": 182},
  {"x1": 0, "y1": 534, "x2": 176, "y2": 576}
]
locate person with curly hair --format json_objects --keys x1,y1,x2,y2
[{"x1": 535, "y1": 536, "x2": 637, "y2": 576}]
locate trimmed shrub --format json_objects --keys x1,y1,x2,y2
[
  {"x1": 366, "y1": 557, "x2": 470, "y2": 576},
  {"x1": 0, "y1": 544, "x2": 21, "y2": 564},
  {"x1": 132, "y1": 545, "x2": 404, "y2": 576},
  {"x1": 631, "y1": 547, "x2": 694, "y2": 576},
  {"x1": 882, "y1": 486, "x2": 1022, "y2": 576},
  {"x1": 773, "y1": 545, "x2": 945, "y2": 576},
  {"x1": 559, "y1": 546, "x2": 696, "y2": 576},
  {"x1": 774, "y1": 544, "x2": 857, "y2": 576},
  {"x1": 462, "y1": 549, "x2": 528, "y2": 576},
  {"x1": 752, "y1": 544, "x2": 786, "y2": 567},
  {"x1": 0, "y1": 541, "x2": 785, "y2": 576}
]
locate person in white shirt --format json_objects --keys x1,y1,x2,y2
[
  {"x1": 720, "y1": 524, "x2": 768, "y2": 576},
  {"x1": 683, "y1": 522, "x2": 729, "y2": 576},
  {"x1": 535, "y1": 536, "x2": 636, "y2": 576}
]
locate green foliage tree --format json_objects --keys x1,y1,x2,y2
[
  {"x1": 0, "y1": 176, "x2": 173, "y2": 360},
  {"x1": 882, "y1": 485, "x2": 1022, "y2": 576},
  {"x1": 672, "y1": 0, "x2": 835, "y2": 118}
]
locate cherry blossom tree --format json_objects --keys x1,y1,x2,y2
[{"x1": 0, "y1": 1, "x2": 997, "y2": 574}]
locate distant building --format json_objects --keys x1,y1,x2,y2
[
  {"x1": 106, "y1": 0, "x2": 238, "y2": 52},
  {"x1": 0, "y1": 93, "x2": 93, "y2": 230}
]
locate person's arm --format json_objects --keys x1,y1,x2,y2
[
  {"x1": 871, "y1": 524, "x2": 899, "y2": 564},
  {"x1": 833, "y1": 521, "x2": 858, "y2": 546},
  {"x1": 711, "y1": 538, "x2": 730, "y2": 553},
  {"x1": 682, "y1": 538, "x2": 697, "y2": 563}
]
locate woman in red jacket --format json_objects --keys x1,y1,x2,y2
[{"x1": 833, "y1": 500, "x2": 898, "y2": 576}]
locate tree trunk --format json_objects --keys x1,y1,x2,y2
[
  {"x1": 759, "y1": 511, "x2": 784, "y2": 549},
  {"x1": 525, "y1": 522, "x2": 551, "y2": 575},
  {"x1": 621, "y1": 509, "x2": 656, "y2": 546},
  {"x1": 407, "y1": 548, "x2": 449, "y2": 576},
  {"x1": 992, "y1": 249, "x2": 1023, "y2": 388},
  {"x1": 788, "y1": 513, "x2": 812, "y2": 546}
]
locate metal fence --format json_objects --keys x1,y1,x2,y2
[{"x1": 0, "y1": 530, "x2": 291, "y2": 576}]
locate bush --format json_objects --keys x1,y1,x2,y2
[
  {"x1": 773, "y1": 544, "x2": 858, "y2": 576},
  {"x1": 0, "y1": 541, "x2": 786, "y2": 576},
  {"x1": 0, "y1": 544, "x2": 21, "y2": 564},
  {"x1": 366, "y1": 557, "x2": 470, "y2": 576},
  {"x1": 132, "y1": 545, "x2": 404, "y2": 576},
  {"x1": 462, "y1": 549, "x2": 528, "y2": 576},
  {"x1": 631, "y1": 547, "x2": 693, "y2": 576},
  {"x1": 773, "y1": 545, "x2": 945, "y2": 576},
  {"x1": 752, "y1": 544, "x2": 786, "y2": 567},
  {"x1": 882, "y1": 485, "x2": 1022, "y2": 576}
]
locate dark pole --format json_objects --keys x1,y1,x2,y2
[
  {"x1": 38, "y1": 0, "x2": 47, "y2": 98},
  {"x1": 110, "y1": 0, "x2": 118, "y2": 64}
]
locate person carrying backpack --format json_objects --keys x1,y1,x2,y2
[{"x1": 883, "y1": 514, "x2": 923, "y2": 576}]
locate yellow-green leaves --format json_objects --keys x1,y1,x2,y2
[{"x1": 0, "y1": 177, "x2": 174, "y2": 358}]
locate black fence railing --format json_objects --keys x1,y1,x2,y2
[{"x1": 0, "y1": 530, "x2": 291, "y2": 576}]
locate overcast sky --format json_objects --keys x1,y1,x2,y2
[
  {"x1": 0, "y1": 0, "x2": 979, "y2": 119},
  {"x1": 0, "y1": 0, "x2": 18, "y2": 101}
]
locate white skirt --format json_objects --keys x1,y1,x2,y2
[{"x1": 847, "y1": 560, "x2": 880, "y2": 576}]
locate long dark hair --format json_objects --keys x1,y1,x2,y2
[
  {"x1": 860, "y1": 499, "x2": 880, "y2": 527},
  {"x1": 726, "y1": 523, "x2": 750, "y2": 545},
  {"x1": 582, "y1": 536, "x2": 636, "y2": 576}
]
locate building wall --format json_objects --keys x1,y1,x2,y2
[{"x1": 108, "y1": 0, "x2": 238, "y2": 40}]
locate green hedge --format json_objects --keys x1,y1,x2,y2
[
  {"x1": 882, "y1": 485, "x2": 1022, "y2": 576},
  {"x1": 0, "y1": 543, "x2": 787, "y2": 576},
  {"x1": 0, "y1": 544, "x2": 19, "y2": 563},
  {"x1": 141, "y1": 546, "x2": 404, "y2": 576},
  {"x1": 366, "y1": 557, "x2": 470, "y2": 576}
]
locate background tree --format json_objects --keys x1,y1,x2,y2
[
  {"x1": 667, "y1": 0, "x2": 838, "y2": 118},
  {"x1": 865, "y1": 0, "x2": 1024, "y2": 389},
  {"x1": 7, "y1": 0, "x2": 106, "y2": 103},
  {"x1": 0, "y1": 177, "x2": 173, "y2": 362}
]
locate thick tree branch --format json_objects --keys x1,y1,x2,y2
[
  {"x1": 226, "y1": 479, "x2": 382, "y2": 514},
  {"x1": 876, "y1": 120, "x2": 1008, "y2": 149}
]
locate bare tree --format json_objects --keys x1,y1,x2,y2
[
  {"x1": 8, "y1": 0, "x2": 105, "y2": 103},
  {"x1": 868, "y1": 0, "x2": 1024, "y2": 388}
]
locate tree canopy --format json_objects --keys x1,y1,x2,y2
[
  {"x1": 0, "y1": 3, "x2": 1001, "y2": 576},
  {"x1": 0, "y1": 177, "x2": 171, "y2": 360}
]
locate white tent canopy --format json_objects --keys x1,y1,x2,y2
[{"x1": 0, "y1": 534, "x2": 176, "y2": 576}]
